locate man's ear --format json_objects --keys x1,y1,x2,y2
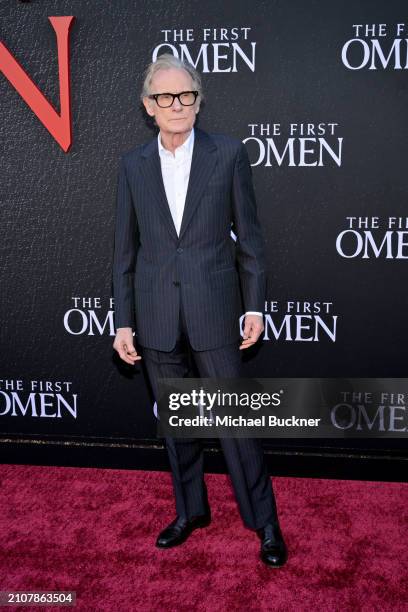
[{"x1": 142, "y1": 96, "x2": 155, "y2": 117}]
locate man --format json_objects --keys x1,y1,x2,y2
[{"x1": 112, "y1": 53, "x2": 287, "y2": 567}]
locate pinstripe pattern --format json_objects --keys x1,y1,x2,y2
[
  {"x1": 112, "y1": 127, "x2": 266, "y2": 351},
  {"x1": 140, "y1": 294, "x2": 279, "y2": 530},
  {"x1": 112, "y1": 126, "x2": 277, "y2": 530}
]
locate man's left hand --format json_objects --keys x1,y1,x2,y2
[{"x1": 240, "y1": 314, "x2": 264, "y2": 350}]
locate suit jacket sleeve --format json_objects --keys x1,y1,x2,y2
[
  {"x1": 231, "y1": 142, "x2": 266, "y2": 313},
  {"x1": 112, "y1": 155, "x2": 140, "y2": 330}
]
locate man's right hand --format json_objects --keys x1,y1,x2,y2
[{"x1": 113, "y1": 327, "x2": 142, "y2": 365}]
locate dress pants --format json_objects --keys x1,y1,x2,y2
[{"x1": 139, "y1": 292, "x2": 279, "y2": 530}]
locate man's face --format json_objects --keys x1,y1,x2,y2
[{"x1": 143, "y1": 67, "x2": 200, "y2": 136}]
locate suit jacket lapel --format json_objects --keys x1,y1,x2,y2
[
  {"x1": 139, "y1": 137, "x2": 179, "y2": 242},
  {"x1": 178, "y1": 127, "x2": 217, "y2": 241},
  {"x1": 139, "y1": 126, "x2": 218, "y2": 243}
]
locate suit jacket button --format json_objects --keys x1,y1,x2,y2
[{"x1": 176, "y1": 247, "x2": 183, "y2": 253}]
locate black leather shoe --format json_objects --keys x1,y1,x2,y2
[
  {"x1": 257, "y1": 522, "x2": 288, "y2": 567},
  {"x1": 156, "y1": 512, "x2": 211, "y2": 548}
]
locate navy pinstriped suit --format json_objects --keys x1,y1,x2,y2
[{"x1": 112, "y1": 126, "x2": 279, "y2": 529}]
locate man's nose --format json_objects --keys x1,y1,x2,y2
[{"x1": 172, "y1": 97, "x2": 183, "y2": 110}]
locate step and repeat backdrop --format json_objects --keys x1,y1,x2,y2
[{"x1": 1, "y1": 0, "x2": 407, "y2": 458}]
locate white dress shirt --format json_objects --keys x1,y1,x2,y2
[{"x1": 157, "y1": 127, "x2": 262, "y2": 320}]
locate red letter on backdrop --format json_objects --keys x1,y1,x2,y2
[{"x1": 0, "y1": 16, "x2": 75, "y2": 152}]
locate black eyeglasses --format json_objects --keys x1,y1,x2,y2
[{"x1": 148, "y1": 90, "x2": 199, "y2": 108}]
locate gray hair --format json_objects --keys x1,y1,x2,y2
[{"x1": 140, "y1": 53, "x2": 204, "y2": 102}]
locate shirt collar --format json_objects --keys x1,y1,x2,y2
[{"x1": 157, "y1": 127, "x2": 195, "y2": 156}]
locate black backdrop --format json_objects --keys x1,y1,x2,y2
[{"x1": 1, "y1": 0, "x2": 407, "y2": 474}]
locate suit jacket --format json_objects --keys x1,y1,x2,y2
[{"x1": 112, "y1": 126, "x2": 266, "y2": 352}]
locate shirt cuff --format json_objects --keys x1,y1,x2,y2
[{"x1": 245, "y1": 311, "x2": 263, "y2": 317}]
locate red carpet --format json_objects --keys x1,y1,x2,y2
[{"x1": 0, "y1": 464, "x2": 407, "y2": 611}]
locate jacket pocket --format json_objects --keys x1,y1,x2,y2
[{"x1": 210, "y1": 267, "x2": 238, "y2": 289}]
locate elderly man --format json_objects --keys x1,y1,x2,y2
[{"x1": 112, "y1": 54, "x2": 287, "y2": 567}]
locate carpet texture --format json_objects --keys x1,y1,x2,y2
[{"x1": 0, "y1": 464, "x2": 407, "y2": 611}]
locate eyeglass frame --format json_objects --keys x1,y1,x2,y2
[{"x1": 147, "y1": 90, "x2": 199, "y2": 108}]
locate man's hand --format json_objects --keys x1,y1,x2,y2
[
  {"x1": 240, "y1": 314, "x2": 264, "y2": 350},
  {"x1": 113, "y1": 327, "x2": 142, "y2": 364}
]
